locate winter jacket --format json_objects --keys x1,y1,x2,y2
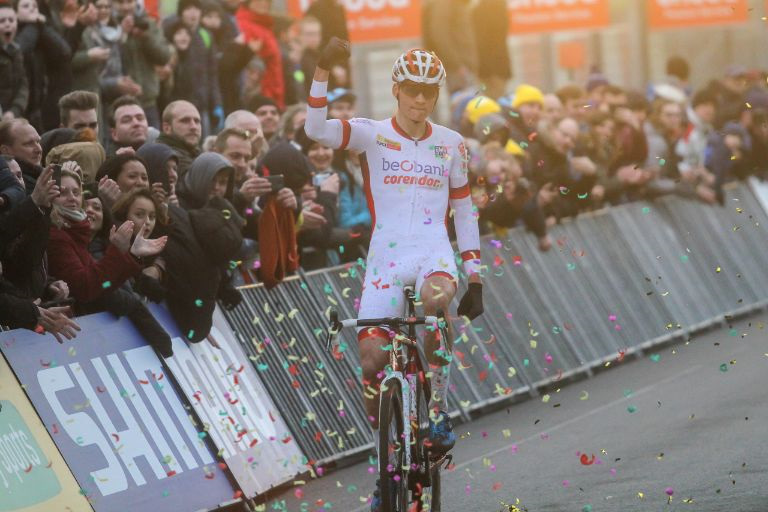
[
  {"x1": 47, "y1": 218, "x2": 141, "y2": 303},
  {"x1": 0, "y1": 41, "x2": 29, "y2": 118},
  {"x1": 0, "y1": 290, "x2": 39, "y2": 330},
  {"x1": 235, "y1": 7, "x2": 284, "y2": 108},
  {"x1": 1, "y1": 196, "x2": 51, "y2": 300},
  {"x1": 162, "y1": 17, "x2": 222, "y2": 113},
  {"x1": 15, "y1": 21, "x2": 72, "y2": 128},
  {"x1": 120, "y1": 15, "x2": 171, "y2": 108},
  {"x1": 71, "y1": 23, "x2": 124, "y2": 101},
  {"x1": 176, "y1": 152, "x2": 234, "y2": 210},
  {"x1": 156, "y1": 132, "x2": 200, "y2": 177},
  {"x1": 0, "y1": 195, "x2": 43, "y2": 249},
  {"x1": 163, "y1": 202, "x2": 241, "y2": 343}
]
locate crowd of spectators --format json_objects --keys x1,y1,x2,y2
[{"x1": 1, "y1": 0, "x2": 767, "y2": 352}]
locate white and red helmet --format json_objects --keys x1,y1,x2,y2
[{"x1": 392, "y1": 48, "x2": 446, "y2": 87}]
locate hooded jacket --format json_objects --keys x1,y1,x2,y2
[
  {"x1": 137, "y1": 142, "x2": 177, "y2": 186},
  {"x1": 156, "y1": 132, "x2": 201, "y2": 177},
  {"x1": 0, "y1": 161, "x2": 26, "y2": 213},
  {"x1": 176, "y1": 152, "x2": 234, "y2": 210}
]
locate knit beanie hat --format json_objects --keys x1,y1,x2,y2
[{"x1": 511, "y1": 84, "x2": 544, "y2": 109}]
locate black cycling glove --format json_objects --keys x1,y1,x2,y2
[
  {"x1": 318, "y1": 37, "x2": 351, "y2": 71},
  {"x1": 457, "y1": 282, "x2": 484, "y2": 320}
]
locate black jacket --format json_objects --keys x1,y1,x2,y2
[
  {"x1": 0, "y1": 41, "x2": 29, "y2": 118},
  {"x1": 162, "y1": 203, "x2": 241, "y2": 343},
  {"x1": 156, "y1": 132, "x2": 201, "y2": 178}
]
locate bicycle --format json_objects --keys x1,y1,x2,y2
[{"x1": 325, "y1": 285, "x2": 452, "y2": 512}]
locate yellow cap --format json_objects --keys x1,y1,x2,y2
[
  {"x1": 511, "y1": 84, "x2": 544, "y2": 109},
  {"x1": 465, "y1": 96, "x2": 501, "y2": 124}
]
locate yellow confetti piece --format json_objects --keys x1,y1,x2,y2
[
  {"x1": 287, "y1": 308, "x2": 299, "y2": 319},
  {"x1": 502, "y1": 429, "x2": 511, "y2": 438},
  {"x1": 530, "y1": 340, "x2": 538, "y2": 349},
  {"x1": 542, "y1": 394, "x2": 550, "y2": 403},
  {"x1": 637, "y1": 492, "x2": 644, "y2": 499},
  {"x1": 507, "y1": 367, "x2": 516, "y2": 378},
  {"x1": 579, "y1": 390, "x2": 589, "y2": 400},
  {"x1": 716, "y1": 267, "x2": 722, "y2": 273},
  {"x1": 274, "y1": 313, "x2": 285, "y2": 322},
  {"x1": 460, "y1": 400, "x2": 471, "y2": 407},
  {"x1": 342, "y1": 287, "x2": 351, "y2": 298}
]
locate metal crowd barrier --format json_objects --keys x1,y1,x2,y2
[{"x1": 222, "y1": 182, "x2": 768, "y2": 465}]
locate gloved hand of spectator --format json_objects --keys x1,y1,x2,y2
[
  {"x1": 318, "y1": 37, "x2": 350, "y2": 71},
  {"x1": 457, "y1": 282, "x2": 484, "y2": 321},
  {"x1": 219, "y1": 285, "x2": 242, "y2": 311},
  {"x1": 135, "y1": 272, "x2": 165, "y2": 303}
]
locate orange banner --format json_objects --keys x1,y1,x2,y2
[
  {"x1": 288, "y1": 0, "x2": 421, "y2": 43},
  {"x1": 508, "y1": 0, "x2": 611, "y2": 34},
  {"x1": 647, "y1": 0, "x2": 749, "y2": 29}
]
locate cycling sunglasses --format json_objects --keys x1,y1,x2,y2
[{"x1": 399, "y1": 81, "x2": 439, "y2": 100}]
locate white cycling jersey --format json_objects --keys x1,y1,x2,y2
[{"x1": 305, "y1": 79, "x2": 481, "y2": 336}]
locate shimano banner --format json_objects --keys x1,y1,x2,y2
[{"x1": 0, "y1": 314, "x2": 235, "y2": 512}]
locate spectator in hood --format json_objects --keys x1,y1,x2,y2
[
  {"x1": 40, "y1": 127, "x2": 75, "y2": 162},
  {"x1": 136, "y1": 142, "x2": 179, "y2": 207},
  {"x1": 0, "y1": 3, "x2": 29, "y2": 121},
  {"x1": 107, "y1": 96, "x2": 149, "y2": 154},
  {"x1": 235, "y1": 0, "x2": 285, "y2": 108},
  {"x1": 157, "y1": 100, "x2": 202, "y2": 177},
  {"x1": 176, "y1": 151, "x2": 234, "y2": 210},
  {"x1": 0, "y1": 118, "x2": 42, "y2": 191}
]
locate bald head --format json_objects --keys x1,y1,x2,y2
[
  {"x1": 162, "y1": 100, "x2": 201, "y2": 147},
  {"x1": 552, "y1": 117, "x2": 579, "y2": 154},
  {"x1": 225, "y1": 110, "x2": 261, "y2": 131}
]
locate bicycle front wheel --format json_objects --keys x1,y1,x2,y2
[{"x1": 379, "y1": 380, "x2": 408, "y2": 511}]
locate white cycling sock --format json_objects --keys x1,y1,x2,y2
[{"x1": 429, "y1": 365, "x2": 450, "y2": 413}]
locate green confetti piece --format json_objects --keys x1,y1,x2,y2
[
  {"x1": 642, "y1": 207, "x2": 651, "y2": 214},
  {"x1": 195, "y1": 299, "x2": 203, "y2": 307},
  {"x1": 659, "y1": 158, "x2": 666, "y2": 166},
  {"x1": 582, "y1": 505, "x2": 593, "y2": 512},
  {"x1": 187, "y1": 330, "x2": 195, "y2": 340},
  {"x1": 627, "y1": 405, "x2": 637, "y2": 413},
  {"x1": 623, "y1": 389, "x2": 633, "y2": 397},
  {"x1": 293, "y1": 70, "x2": 305, "y2": 83},
  {"x1": 680, "y1": 255, "x2": 689, "y2": 262},
  {"x1": 338, "y1": 245, "x2": 345, "y2": 254},
  {"x1": 198, "y1": 431, "x2": 207, "y2": 439},
  {"x1": 388, "y1": 241, "x2": 397, "y2": 248},
  {"x1": 162, "y1": 490, "x2": 169, "y2": 497},
  {"x1": 523, "y1": 358, "x2": 530, "y2": 367},
  {"x1": 719, "y1": 363, "x2": 728, "y2": 372},
  {"x1": 323, "y1": 284, "x2": 332, "y2": 294},
  {"x1": 300, "y1": 282, "x2": 309, "y2": 290},
  {"x1": 101, "y1": 281, "x2": 111, "y2": 289},
  {"x1": 650, "y1": 354, "x2": 661, "y2": 362}
]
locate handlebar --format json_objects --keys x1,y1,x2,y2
[{"x1": 324, "y1": 309, "x2": 440, "y2": 351}]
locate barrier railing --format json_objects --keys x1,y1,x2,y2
[{"x1": 222, "y1": 181, "x2": 768, "y2": 466}]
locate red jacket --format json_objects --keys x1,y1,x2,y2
[
  {"x1": 48, "y1": 219, "x2": 141, "y2": 303},
  {"x1": 257, "y1": 198, "x2": 298, "y2": 289},
  {"x1": 235, "y1": 7, "x2": 285, "y2": 108}
]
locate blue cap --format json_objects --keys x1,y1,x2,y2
[{"x1": 327, "y1": 88, "x2": 356, "y2": 104}]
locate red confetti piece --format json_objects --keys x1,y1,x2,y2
[
  {"x1": 218, "y1": 462, "x2": 227, "y2": 470},
  {"x1": 228, "y1": 398, "x2": 239, "y2": 405},
  {"x1": 281, "y1": 436, "x2": 293, "y2": 444},
  {"x1": 34, "y1": 325, "x2": 45, "y2": 334},
  {"x1": 96, "y1": 386, "x2": 106, "y2": 393},
  {"x1": 269, "y1": 411, "x2": 276, "y2": 422},
  {"x1": 46, "y1": 461, "x2": 52, "y2": 468},
  {"x1": 288, "y1": 364, "x2": 299, "y2": 376},
  {"x1": 580, "y1": 453, "x2": 596, "y2": 465},
  {"x1": 314, "y1": 431, "x2": 323, "y2": 442},
  {"x1": 233, "y1": 490, "x2": 243, "y2": 499},
  {"x1": 111, "y1": 433, "x2": 120, "y2": 442},
  {"x1": 51, "y1": 423, "x2": 59, "y2": 434},
  {"x1": 40, "y1": 359, "x2": 51, "y2": 368},
  {"x1": 167, "y1": 470, "x2": 176, "y2": 477},
  {"x1": 23, "y1": 464, "x2": 33, "y2": 473},
  {"x1": 204, "y1": 472, "x2": 215, "y2": 480},
  {"x1": 477, "y1": 370, "x2": 488, "y2": 382},
  {"x1": 138, "y1": 379, "x2": 149, "y2": 385},
  {"x1": 291, "y1": 380, "x2": 301, "y2": 388},
  {"x1": 249, "y1": 439, "x2": 259, "y2": 448}
]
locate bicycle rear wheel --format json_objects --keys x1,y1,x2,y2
[{"x1": 379, "y1": 380, "x2": 408, "y2": 511}]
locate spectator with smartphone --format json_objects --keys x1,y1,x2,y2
[{"x1": 136, "y1": 142, "x2": 179, "y2": 207}]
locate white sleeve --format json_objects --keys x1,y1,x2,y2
[
  {"x1": 448, "y1": 139, "x2": 482, "y2": 276},
  {"x1": 304, "y1": 80, "x2": 372, "y2": 152}
]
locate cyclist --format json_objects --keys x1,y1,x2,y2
[{"x1": 305, "y1": 38, "x2": 484, "y2": 511}]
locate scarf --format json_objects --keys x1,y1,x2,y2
[{"x1": 52, "y1": 203, "x2": 88, "y2": 228}]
